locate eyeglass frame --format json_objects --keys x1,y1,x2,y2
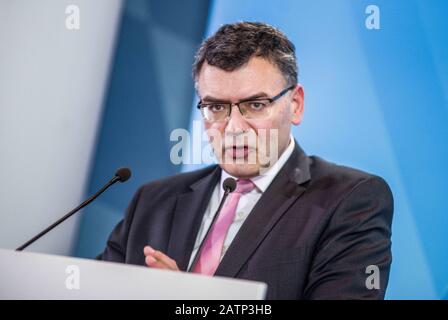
[{"x1": 196, "y1": 85, "x2": 296, "y2": 122}]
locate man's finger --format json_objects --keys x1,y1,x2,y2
[
  {"x1": 143, "y1": 245, "x2": 155, "y2": 256},
  {"x1": 152, "y1": 250, "x2": 177, "y2": 270},
  {"x1": 143, "y1": 246, "x2": 179, "y2": 270},
  {"x1": 145, "y1": 255, "x2": 168, "y2": 269}
]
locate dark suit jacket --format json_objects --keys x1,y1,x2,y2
[{"x1": 98, "y1": 142, "x2": 393, "y2": 299}]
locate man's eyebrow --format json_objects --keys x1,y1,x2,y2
[
  {"x1": 201, "y1": 92, "x2": 270, "y2": 103},
  {"x1": 240, "y1": 92, "x2": 270, "y2": 101},
  {"x1": 201, "y1": 96, "x2": 228, "y2": 103}
]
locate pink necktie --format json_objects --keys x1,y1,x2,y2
[{"x1": 192, "y1": 179, "x2": 255, "y2": 275}]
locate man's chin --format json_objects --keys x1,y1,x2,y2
[{"x1": 219, "y1": 163, "x2": 261, "y2": 178}]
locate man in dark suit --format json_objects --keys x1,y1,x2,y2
[{"x1": 98, "y1": 22, "x2": 393, "y2": 299}]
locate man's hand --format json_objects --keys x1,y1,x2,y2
[{"x1": 143, "y1": 245, "x2": 180, "y2": 271}]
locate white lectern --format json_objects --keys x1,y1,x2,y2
[{"x1": 0, "y1": 249, "x2": 267, "y2": 299}]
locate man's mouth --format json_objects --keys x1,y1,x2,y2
[{"x1": 225, "y1": 146, "x2": 252, "y2": 158}]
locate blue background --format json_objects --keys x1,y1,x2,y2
[{"x1": 74, "y1": 0, "x2": 448, "y2": 299}]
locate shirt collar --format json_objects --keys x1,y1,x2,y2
[{"x1": 220, "y1": 135, "x2": 295, "y2": 194}]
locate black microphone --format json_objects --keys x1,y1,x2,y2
[
  {"x1": 187, "y1": 177, "x2": 237, "y2": 272},
  {"x1": 16, "y1": 167, "x2": 132, "y2": 251}
]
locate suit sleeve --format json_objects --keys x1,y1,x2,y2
[
  {"x1": 96, "y1": 186, "x2": 143, "y2": 263},
  {"x1": 304, "y1": 176, "x2": 394, "y2": 299}
]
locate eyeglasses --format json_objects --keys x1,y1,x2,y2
[{"x1": 197, "y1": 85, "x2": 295, "y2": 122}]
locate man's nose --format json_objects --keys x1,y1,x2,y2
[{"x1": 225, "y1": 104, "x2": 250, "y2": 134}]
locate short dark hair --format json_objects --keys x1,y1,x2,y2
[{"x1": 193, "y1": 21, "x2": 298, "y2": 87}]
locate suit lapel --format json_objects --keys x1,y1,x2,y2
[
  {"x1": 166, "y1": 166, "x2": 221, "y2": 271},
  {"x1": 215, "y1": 142, "x2": 311, "y2": 277}
]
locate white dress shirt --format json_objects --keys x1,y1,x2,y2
[{"x1": 188, "y1": 136, "x2": 295, "y2": 269}]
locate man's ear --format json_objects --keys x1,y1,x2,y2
[{"x1": 290, "y1": 84, "x2": 305, "y2": 125}]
